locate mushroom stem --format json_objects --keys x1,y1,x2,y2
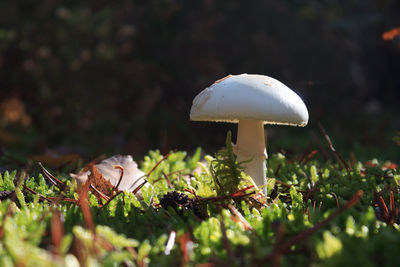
[{"x1": 234, "y1": 119, "x2": 268, "y2": 194}]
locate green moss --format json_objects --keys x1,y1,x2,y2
[{"x1": 0, "y1": 145, "x2": 399, "y2": 266}]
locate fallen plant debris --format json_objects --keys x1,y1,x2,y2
[
  {"x1": 318, "y1": 122, "x2": 351, "y2": 172},
  {"x1": 87, "y1": 164, "x2": 114, "y2": 201},
  {"x1": 50, "y1": 208, "x2": 64, "y2": 256},
  {"x1": 373, "y1": 191, "x2": 400, "y2": 226},
  {"x1": 0, "y1": 137, "x2": 399, "y2": 266},
  {"x1": 71, "y1": 154, "x2": 146, "y2": 194},
  {"x1": 159, "y1": 191, "x2": 201, "y2": 217}
]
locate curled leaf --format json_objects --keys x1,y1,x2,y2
[{"x1": 72, "y1": 155, "x2": 146, "y2": 195}]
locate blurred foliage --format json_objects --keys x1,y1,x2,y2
[{"x1": 0, "y1": 0, "x2": 399, "y2": 159}]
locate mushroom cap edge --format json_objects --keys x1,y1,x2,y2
[{"x1": 190, "y1": 74, "x2": 309, "y2": 126}]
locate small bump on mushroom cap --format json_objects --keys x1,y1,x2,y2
[{"x1": 190, "y1": 74, "x2": 309, "y2": 126}]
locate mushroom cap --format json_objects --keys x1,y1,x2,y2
[{"x1": 190, "y1": 74, "x2": 308, "y2": 126}]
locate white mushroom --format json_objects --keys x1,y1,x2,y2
[{"x1": 190, "y1": 74, "x2": 308, "y2": 194}]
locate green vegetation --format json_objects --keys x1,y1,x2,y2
[
  {"x1": 0, "y1": 1, "x2": 398, "y2": 265},
  {"x1": 0, "y1": 132, "x2": 399, "y2": 266}
]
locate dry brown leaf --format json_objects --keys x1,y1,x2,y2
[
  {"x1": 72, "y1": 155, "x2": 146, "y2": 195},
  {"x1": 87, "y1": 164, "x2": 114, "y2": 199}
]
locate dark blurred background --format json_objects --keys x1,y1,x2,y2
[{"x1": 0, "y1": 0, "x2": 399, "y2": 166}]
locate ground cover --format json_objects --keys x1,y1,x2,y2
[{"x1": 0, "y1": 130, "x2": 399, "y2": 266}]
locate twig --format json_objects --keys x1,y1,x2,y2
[
  {"x1": 298, "y1": 141, "x2": 313, "y2": 163},
  {"x1": 378, "y1": 196, "x2": 390, "y2": 221},
  {"x1": 147, "y1": 152, "x2": 171, "y2": 177},
  {"x1": 50, "y1": 209, "x2": 64, "y2": 255},
  {"x1": 227, "y1": 204, "x2": 253, "y2": 231},
  {"x1": 230, "y1": 185, "x2": 255, "y2": 197},
  {"x1": 303, "y1": 181, "x2": 319, "y2": 203},
  {"x1": 132, "y1": 180, "x2": 147, "y2": 195},
  {"x1": 249, "y1": 196, "x2": 269, "y2": 208},
  {"x1": 38, "y1": 162, "x2": 67, "y2": 191},
  {"x1": 390, "y1": 191, "x2": 394, "y2": 213},
  {"x1": 90, "y1": 184, "x2": 110, "y2": 201},
  {"x1": 274, "y1": 164, "x2": 281, "y2": 177},
  {"x1": 78, "y1": 180, "x2": 96, "y2": 235},
  {"x1": 331, "y1": 192, "x2": 339, "y2": 208},
  {"x1": 301, "y1": 150, "x2": 318, "y2": 165},
  {"x1": 162, "y1": 171, "x2": 174, "y2": 189},
  {"x1": 317, "y1": 122, "x2": 351, "y2": 172},
  {"x1": 312, "y1": 131, "x2": 331, "y2": 161},
  {"x1": 374, "y1": 191, "x2": 399, "y2": 226},
  {"x1": 126, "y1": 246, "x2": 140, "y2": 266},
  {"x1": 48, "y1": 196, "x2": 77, "y2": 204},
  {"x1": 100, "y1": 191, "x2": 124, "y2": 210},
  {"x1": 134, "y1": 152, "x2": 171, "y2": 186},
  {"x1": 113, "y1": 165, "x2": 124, "y2": 191},
  {"x1": 22, "y1": 184, "x2": 54, "y2": 203}
]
